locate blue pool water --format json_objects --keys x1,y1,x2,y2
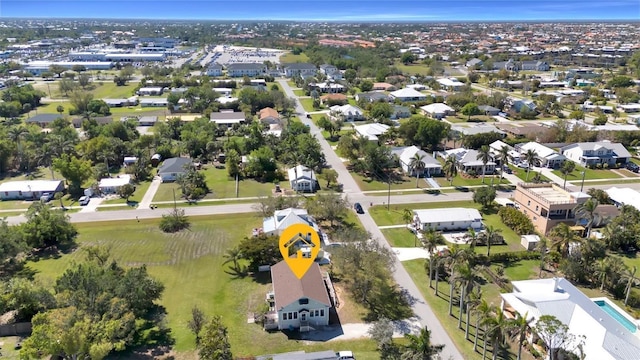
[{"x1": 595, "y1": 300, "x2": 637, "y2": 333}]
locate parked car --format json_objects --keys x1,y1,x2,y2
[
  {"x1": 502, "y1": 165, "x2": 513, "y2": 174},
  {"x1": 517, "y1": 162, "x2": 529, "y2": 169},
  {"x1": 337, "y1": 351, "x2": 356, "y2": 360},
  {"x1": 353, "y1": 203, "x2": 364, "y2": 214},
  {"x1": 626, "y1": 162, "x2": 639, "y2": 173},
  {"x1": 78, "y1": 196, "x2": 90, "y2": 206},
  {"x1": 40, "y1": 192, "x2": 54, "y2": 203}
]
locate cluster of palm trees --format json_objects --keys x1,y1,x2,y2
[
  {"x1": 440, "y1": 144, "x2": 515, "y2": 187},
  {"x1": 423, "y1": 237, "x2": 532, "y2": 360}
]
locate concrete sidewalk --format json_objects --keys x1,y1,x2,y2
[{"x1": 138, "y1": 177, "x2": 162, "y2": 209}]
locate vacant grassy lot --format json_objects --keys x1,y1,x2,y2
[
  {"x1": 34, "y1": 81, "x2": 138, "y2": 100},
  {"x1": 394, "y1": 62, "x2": 432, "y2": 76},
  {"x1": 279, "y1": 53, "x2": 310, "y2": 63},
  {"x1": 299, "y1": 98, "x2": 317, "y2": 112},
  {"x1": 25, "y1": 215, "x2": 380, "y2": 359},
  {"x1": 351, "y1": 172, "x2": 437, "y2": 192},
  {"x1": 293, "y1": 89, "x2": 306, "y2": 96},
  {"x1": 153, "y1": 166, "x2": 279, "y2": 202}
]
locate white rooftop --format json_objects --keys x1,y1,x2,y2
[
  {"x1": 421, "y1": 103, "x2": 454, "y2": 114},
  {"x1": 389, "y1": 88, "x2": 427, "y2": 99},
  {"x1": 413, "y1": 208, "x2": 482, "y2": 224},
  {"x1": 98, "y1": 175, "x2": 131, "y2": 188},
  {"x1": 354, "y1": 123, "x2": 390, "y2": 141},
  {"x1": 519, "y1": 142, "x2": 560, "y2": 159},
  {"x1": 502, "y1": 278, "x2": 640, "y2": 360},
  {"x1": 0, "y1": 180, "x2": 63, "y2": 193},
  {"x1": 606, "y1": 187, "x2": 640, "y2": 212}
]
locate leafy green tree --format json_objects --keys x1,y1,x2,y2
[
  {"x1": 225, "y1": 149, "x2": 241, "y2": 178},
  {"x1": 245, "y1": 146, "x2": 278, "y2": 181},
  {"x1": 53, "y1": 154, "x2": 92, "y2": 195},
  {"x1": 607, "y1": 75, "x2": 634, "y2": 88},
  {"x1": 344, "y1": 69, "x2": 357, "y2": 83},
  {"x1": 177, "y1": 166, "x2": 209, "y2": 201},
  {"x1": 398, "y1": 115, "x2": 450, "y2": 151},
  {"x1": 473, "y1": 186, "x2": 496, "y2": 209},
  {"x1": 159, "y1": 208, "x2": 191, "y2": 233},
  {"x1": 535, "y1": 315, "x2": 582, "y2": 360},
  {"x1": 461, "y1": 102, "x2": 481, "y2": 121},
  {"x1": 369, "y1": 102, "x2": 393, "y2": 122},
  {"x1": 360, "y1": 80, "x2": 373, "y2": 92},
  {"x1": 117, "y1": 183, "x2": 136, "y2": 201},
  {"x1": 237, "y1": 233, "x2": 281, "y2": 272},
  {"x1": 188, "y1": 306, "x2": 207, "y2": 345},
  {"x1": 48, "y1": 64, "x2": 66, "y2": 77},
  {"x1": 21, "y1": 202, "x2": 77, "y2": 249},
  {"x1": 0, "y1": 218, "x2": 26, "y2": 265},
  {"x1": 320, "y1": 168, "x2": 338, "y2": 188},
  {"x1": 198, "y1": 316, "x2": 233, "y2": 360},
  {"x1": 401, "y1": 52, "x2": 416, "y2": 65},
  {"x1": 58, "y1": 78, "x2": 76, "y2": 96},
  {"x1": 569, "y1": 109, "x2": 585, "y2": 120},
  {"x1": 306, "y1": 192, "x2": 348, "y2": 227},
  {"x1": 476, "y1": 145, "x2": 492, "y2": 183},
  {"x1": 0, "y1": 278, "x2": 55, "y2": 321},
  {"x1": 593, "y1": 113, "x2": 607, "y2": 125},
  {"x1": 56, "y1": 104, "x2": 65, "y2": 115}
]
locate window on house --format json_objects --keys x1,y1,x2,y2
[
  {"x1": 293, "y1": 312, "x2": 298, "y2": 319},
  {"x1": 451, "y1": 222, "x2": 454, "y2": 225},
  {"x1": 527, "y1": 200, "x2": 531, "y2": 206},
  {"x1": 536, "y1": 206, "x2": 539, "y2": 211},
  {"x1": 283, "y1": 313, "x2": 288, "y2": 320},
  {"x1": 320, "y1": 309, "x2": 324, "y2": 317},
  {"x1": 310, "y1": 312, "x2": 314, "y2": 317},
  {"x1": 315, "y1": 310, "x2": 319, "y2": 316},
  {"x1": 299, "y1": 298, "x2": 308, "y2": 305}
]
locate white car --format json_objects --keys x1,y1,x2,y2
[
  {"x1": 337, "y1": 351, "x2": 355, "y2": 360},
  {"x1": 78, "y1": 196, "x2": 90, "y2": 206}
]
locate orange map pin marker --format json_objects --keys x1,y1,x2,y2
[{"x1": 279, "y1": 223, "x2": 320, "y2": 279}]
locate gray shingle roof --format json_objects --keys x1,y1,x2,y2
[{"x1": 158, "y1": 157, "x2": 191, "y2": 174}]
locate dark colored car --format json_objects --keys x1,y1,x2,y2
[
  {"x1": 354, "y1": 202, "x2": 364, "y2": 214},
  {"x1": 626, "y1": 162, "x2": 639, "y2": 173}
]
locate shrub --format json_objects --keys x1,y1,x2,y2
[
  {"x1": 603, "y1": 162, "x2": 609, "y2": 169},
  {"x1": 498, "y1": 206, "x2": 535, "y2": 235},
  {"x1": 488, "y1": 251, "x2": 540, "y2": 263},
  {"x1": 159, "y1": 208, "x2": 190, "y2": 233}
]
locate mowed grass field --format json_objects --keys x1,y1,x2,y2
[
  {"x1": 25, "y1": 215, "x2": 380, "y2": 359},
  {"x1": 33, "y1": 81, "x2": 138, "y2": 100}
]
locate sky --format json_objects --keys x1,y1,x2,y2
[{"x1": 0, "y1": 0, "x2": 639, "y2": 21}]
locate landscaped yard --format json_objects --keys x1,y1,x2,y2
[
  {"x1": 552, "y1": 165, "x2": 623, "y2": 181},
  {"x1": 153, "y1": 166, "x2": 279, "y2": 202},
  {"x1": 435, "y1": 175, "x2": 510, "y2": 187},
  {"x1": 101, "y1": 180, "x2": 152, "y2": 205},
  {"x1": 293, "y1": 89, "x2": 306, "y2": 96},
  {"x1": 352, "y1": 172, "x2": 440, "y2": 192},
  {"x1": 25, "y1": 215, "x2": 381, "y2": 359},
  {"x1": 508, "y1": 165, "x2": 551, "y2": 183},
  {"x1": 299, "y1": 98, "x2": 318, "y2": 112}
]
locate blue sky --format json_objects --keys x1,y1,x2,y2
[{"x1": 1, "y1": 0, "x2": 639, "y2": 21}]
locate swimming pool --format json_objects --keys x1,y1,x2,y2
[{"x1": 594, "y1": 300, "x2": 637, "y2": 333}]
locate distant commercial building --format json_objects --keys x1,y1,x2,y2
[
  {"x1": 24, "y1": 61, "x2": 113, "y2": 75},
  {"x1": 226, "y1": 63, "x2": 267, "y2": 77}
]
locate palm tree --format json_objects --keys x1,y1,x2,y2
[
  {"x1": 622, "y1": 266, "x2": 638, "y2": 306},
  {"x1": 8, "y1": 126, "x2": 28, "y2": 171},
  {"x1": 483, "y1": 308, "x2": 510, "y2": 360},
  {"x1": 402, "y1": 326, "x2": 445, "y2": 360},
  {"x1": 222, "y1": 247, "x2": 242, "y2": 273},
  {"x1": 499, "y1": 145, "x2": 510, "y2": 181},
  {"x1": 594, "y1": 258, "x2": 611, "y2": 291},
  {"x1": 476, "y1": 145, "x2": 492, "y2": 184},
  {"x1": 524, "y1": 149, "x2": 538, "y2": 181},
  {"x1": 483, "y1": 225, "x2": 502, "y2": 257},
  {"x1": 443, "y1": 155, "x2": 458, "y2": 186},
  {"x1": 466, "y1": 227, "x2": 479, "y2": 251},
  {"x1": 465, "y1": 288, "x2": 482, "y2": 341},
  {"x1": 410, "y1": 152, "x2": 427, "y2": 187},
  {"x1": 508, "y1": 312, "x2": 533, "y2": 360},
  {"x1": 422, "y1": 228, "x2": 444, "y2": 289},
  {"x1": 559, "y1": 161, "x2": 576, "y2": 189},
  {"x1": 454, "y1": 263, "x2": 480, "y2": 330},
  {"x1": 549, "y1": 223, "x2": 580, "y2": 258},
  {"x1": 474, "y1": 298, "x2": 492, "y2": 355},
  {"x1": 575, "y1": 198, "x2": 600, "y2": 238},
  {"x1": 402, "y1": 208, "x2": 416, "y2": 246}
]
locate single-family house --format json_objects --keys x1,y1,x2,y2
[
  {"x1": 319, "y1": 93, "x2": 347, "y2": 106},
  {"x1": 440, "y1": 148, "x2": 496, "y2": 175},
  {"x1": 606, "y1": 187, "x2": 640, "y2": 212},
  {"x1": 103, "y1": 96, "x2": 139, "y2": 108},
  {"x1": 137, "y1": 87, "x2": 165, "y2": 96},
  {"x1": 283, "y1": 63, "x2": 317, "y2": 78},
  {"x1": 205, "y1": 63, "x2": 223, "y2": 77},
  {"x1": 561, "y1": 141, "x2": 631, "y2": 167},
  {"x1": 466, "y1": 58, "x2": 483, "y2": 68},
  {"x1": 213, "y1": 88, "x2": 233, "y2": 96},
  {"x1": 262, "y1": 208, "x2": 319, "y2": 236},
  {"x1": 582, "y1": 103, "x2": 614, "y2": 114},
  {"x1": 389, "y1": 88, "x2": 427, "y2": 102},
  {"x1": 354, "y1": 92, "x2": 391, "y2": 103},
  {"x1": 0, "y1": 180, "x2": 64, "y2": 200},
  {"x1": 372, "y1": 82, "x2": 396, "y2": 91},
  {"x1": 489, "y1": 140, "x2": 521, "y2": 164},
  {"x1": 123, "y1": 156, "x2": 138, "y2": 166},
  {"x1": 413, "y1": 208, "x2": 483, "y2": 232},
  {"x1": 420, "y1": 103, "x2": 455, "y2": 119},
  {"x1": 138, "y1": 116, "x2": 158, "y2": 126},
  {"x1": 354, "y1": 123, "x2": 390, "y2": 142},
  {"x1": 506, "y1": 97, "x2": 537, "y2": 113},
  {"x1": 479, "y1": 105, "x2": 501, "y2": 116},
  {"x1": 617, "y1": 104, "x2": 640, "y2": 113},
  {"x1": 437, "y1": 78, "x2": 465, "y2": 92},
  {"x1": 139, "y1": 98, "x2": 168, "y2": 108},
  {"x1": 226, "y1": 63, "x2": 267, "y2": 77},
  {"x1": 158, "y1": 157, "x2": 192, "y2": 182},
  {"x1": 517, "y1": 142, "x2": 565, "y2": 168},
  {"x1": 329, "y1": 104, "x2": 365, "y2": 122},
  {"x1": 259, "y1": 107, "x2": 280, "y2": 125},
  {"x1": 210, "y1": 111, "x2": 246, "y2": 128},
  {"x1": 98, "y1": 174, "x2": 132, "y2": 194},
  {"x1": 319, "y1": 64, "x2": 338, "y2": 76},
  {"x1": 501, "y1": 277, "x2": 640, "y2": 360},
  {"x1": 72, "y1": 116, "x2": 112, "y2": 128},
  {"x1": 288, "y1": 165, "x2": 318, "y2": 193},
  {"x1": 391, "y1": 146, "x2": 442, "y2": 177},
  {"x1": 390, "y1": 105, "x2": 411, "y2": 120},
  {"x1": 26, "y1": 114, "x2": 63, "y2": 127},
  {"x1": 268, "y1": 261, "x2": 331, "y2": 331},
  {"x1": 311, "y1": 82, "x2": 345, "y2": 93}
]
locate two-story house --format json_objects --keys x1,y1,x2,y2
[
  {"x1": 226, "y1": 63, "x2": 267, "y2": 77},
  {"x1": 205, "y1": 63, "x2": 223, "y2": 77},
  {"x1": 561, "y1": 142, "x2": 631, "y2": 168},
  {"x1": 283, "y1": 63, "x2": 317, "y2": 78}
]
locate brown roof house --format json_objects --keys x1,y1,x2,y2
[
  {"x1": 266, "y1": 261, "x2": 332, "y2": 332},
  {"x1": 320, "y1": 93, "x2": 347, "y2": 106},
  {"x1": 259, "y1": 107, "x2": 280, "y2": 125}
]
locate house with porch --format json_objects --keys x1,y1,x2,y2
[
  {"x1": 420, "y1": 103, "x2": 455, "y2": 119},
  {"x1": 389, "y1": 88, "x2": 428, "y2": 102},
  {"x1": 516, "y1": 142, "x2": 565, "y2": 169},
  {"x1": 288, "y1": 165, "x2": 318, "y2": 193},
  {"x1": 262, "y1": 208, "x2": 319, "y2": 236},
  {"x1": 392, "y1": 146, "x2": 441, "y2": 177},
  {"x1": 412, "y1": 208, "x2": 483, "y2": 232},
  {"x1": 266, "y1": 261, "x2": 332, "y2": 331},
  {"x1": 440, "y1": 148, "x2": 496, "y2": 175},
  {"x1": 329, "y1": 104, "x2": 365, "y2": 122},
  {"x1": 561, "y1": 141, "x2": 631, "y2": 168}
]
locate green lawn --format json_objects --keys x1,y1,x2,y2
[
  {"x1": 37, "y1": 101, "x2": 71, "y2": 114},
  {"x1": 508, "y1": 165, "x2": 551, "y2": 183},
  {"x1": 493, "y1": 259, "x2": 540, "y2": 281},
  {"x1": 445, "y1": 115, "x2": 495, "y2": 124},
  {"x1": 293, "y1": 89, "x2": 306, "y2": 96},
  {"x1": 299, "y1": 98, "x2": 316, "y2": 112},
  {"x1": 394, "y1": 62, "x2": 433, "y2": 76},
  {"x1": 369, "y1": 201, "x2": 480, "y2": 227},
  {"x1": 101, "y1": 180, "x2": 152, "y2": 205},
  {"x1": 352, "y1": 172, "x2": 437, "y2": 192},
  {"x1": 34, "y1": 81, "x2": 137, "y2": 100},
  {"x1": 279, "y1": 53, "x2": 310, "y2": 63},
  {"x1": 402, "y1": 259, "x2": 526, "y2": 360},
  {"x1": 25, "y1": 215, "x2": 381, "y2": 359},
  {"x1": 552, "y1": 166, "x2": 623, "y2": 181},
  {"x1": 153, "y1": 166, "x2": 278, "y2": 202}
]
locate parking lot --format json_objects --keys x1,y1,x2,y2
[{"x1": 211, "y1": 44, "x2": 286, "y2": 65}]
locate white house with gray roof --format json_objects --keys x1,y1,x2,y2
[
  {"x1": 157, "y1": 157, "x2": 192, "y2": 182},
  {"x1": 262, "y1": 208, "x2": 319, "y2": 236},
  {"x1": 501, "y1": 278, "x2": 640, "y2": 360},
  {"x1": 561, "y1": 141, "x2": 631, "y2": 167},
  {"x1": 517, "y1": 142, "x2": 565, "y2": 169},
  {"x1": 413, "y1": 208, "x2": 483, "y2": 232},
  {"x1": 283, "y1": 63, "x2": 317, "y2": 78},
  {"x1": 440, "y1": 148, "x2": 496, "y2": 175},
  {"x1": 288, "y1": 165, "x2": 318, "y2": 193},
  {"x1": 391, "y1": 146, "x2": 441, "y2": 176}
]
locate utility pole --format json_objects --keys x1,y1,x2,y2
[
  {"x1": 387, "y1": 174, "x2": 391, "y2": 211},
  {"x1": 580, "y1": 171, "x2": 586, "y2": 192},
  {"x1": 235, "y1": 172, "x2": 239, "y2": 198},
  {"x1": 172, "y1": 188, "x2": 177, "y2": 210}
]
